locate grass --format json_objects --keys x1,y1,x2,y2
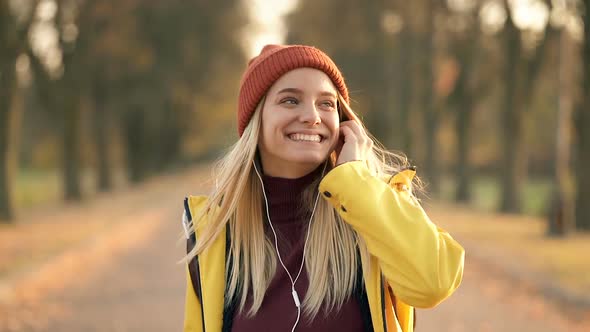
[
  {"x1": 13, "y1": 168, "x2": 127, "y2": 210},
  {"x1": 14, "y1": 168, "x2": 62, "y2": 209},
  {"x1": 439, "y1": 175, "x2": 554, "y2": 217}
]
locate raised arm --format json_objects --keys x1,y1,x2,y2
[{"x1": 319, "y1": 161, "x2": 465, "y2": 308}]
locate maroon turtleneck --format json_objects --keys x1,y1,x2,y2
[{"x1": 231, "y1": 167, "x2": 366, "y2": 332}]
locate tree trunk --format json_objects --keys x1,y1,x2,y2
[
  {"x1": 26, "y1": 39, "x2": 84, "y2": 201},
  {"x1": 62, "y1": 97, "x2": 82, "y2": 201},
  {"x1": 0, "y1": 0, "x2": 37, "y2": 222},
  {"x1": 92, "y1": 79, "x2": 112, "y2": 192},
  {"x1": 0, "y1": 67, "x2": 17, "y2": 222},
  {"x1": 160, "y1": 100, "x2": 183, "y2": 169},
  {"x1": 500, "y1": 10, "x2": 524, "y2": 213},
  {"x1": 455, "y1": 89, "x2": 474, "y2": 203},
  {"x1": 548, "y1": 31, "x2": 575, "y2": 236},
  {"x1": 123, "y1": 105, "x2": 148, "y2": 183},
  {"x1": 575, "y1": 0, "x2": 590, "y2": 231},
  {"x1": 453, "y1": 29, "x2": 478, "y2": 203}
]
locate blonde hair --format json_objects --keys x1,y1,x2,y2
[{"x1": 182, "y1": 94, "x2": 412, "y2": 319}]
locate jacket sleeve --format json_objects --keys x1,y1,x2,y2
[
  {"x1": 318, "y1": 161, "x2": 465, "y2": 308},
  {"x1": 183, "y1": 264, "x2": 203, "y2": 332}
]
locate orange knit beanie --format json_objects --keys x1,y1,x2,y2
[{"x1": 237, "y1": 44, "x2": 349, "y2": 137}]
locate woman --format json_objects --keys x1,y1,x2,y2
[{"x1": 182, "y1": 44, "x2": 464, "y2": 332}]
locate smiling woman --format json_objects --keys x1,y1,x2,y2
[{"x1": 181, "y1": 44, "x2": 465, "y2": 332}]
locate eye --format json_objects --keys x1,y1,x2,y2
[
  {"x1": 280, "y1": 97, "x2": 299, "y2": 105},
  {"x1": 320, "y1": 100, "x2": 336, "y2": 109}
]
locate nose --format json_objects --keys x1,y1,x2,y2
[{"x1": 300, "y1": 102, "x2": 321, "y2": 125}]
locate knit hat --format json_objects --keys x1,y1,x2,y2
[{"x1": 237, "y1": 44, "x2": 349, "y2": 137}]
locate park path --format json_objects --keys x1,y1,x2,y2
[
  {"x1": 9, "y1": 206, "x2": 187, "y2": 332},
  {"x1": 417, "y1": 256, "x2": 589, "y2": 332},
  {"x1": 1, "y1": 167, "x2": 589, "y2": 332}
]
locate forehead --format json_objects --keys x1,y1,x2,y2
[{"x1": 267, "y1": 68, "x2": 337, "y2": 95}]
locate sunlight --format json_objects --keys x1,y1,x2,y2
[
  {"x1": 511, "y1": 0, "x2": 550, "y2": 32},
  {"x1": 28, "y1": 0, "x2": 63, "y2": 77},
  {"x1": 242, "y1": 0, "x2": 299, "y2": 57},
  {"x1": 480, "y1": 0, "x2": 507, "y2": 35},
  {"x1": 36, "y1": 0, "x2": 57, "y2": 21},
  {"x1": 448, "y1": 0, "x2": 478, "y2": 13},
  {"x1": 478, "y1": 0, "x2": 553, "y2": 35}
]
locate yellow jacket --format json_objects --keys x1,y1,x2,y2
[{"x1": 183, "y1": 161, "x2": 465, "y2": 332}]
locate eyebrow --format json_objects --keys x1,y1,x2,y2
[{"x1": 276, "y1": 88, "x2": 337, "y2": 98}]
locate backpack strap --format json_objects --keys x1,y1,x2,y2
[
  {"x1": 222, "y1": 224, "x2": 236, "y2": 332},
  {"x1": 355, "y1": 249, "x2": 374, "y2": 332},
  {"x1": 184, "y1": 198, "x2": 202, "y2": 301},
  {"x1": 185, "y1": 197, "x2": 236, "y2": 332}
]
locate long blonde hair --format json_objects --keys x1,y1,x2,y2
[{"x1": 182, "y1": 94, "x2": 411, "y2": 319}]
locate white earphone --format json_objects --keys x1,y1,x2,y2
[{"x1": 252, "y1": 159, "x2": 327, "y2": 332}]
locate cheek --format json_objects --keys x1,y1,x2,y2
[
  {"x1": 325, "y1": 116, "x2": 340, "y2": 137},
  {"x1": 260, "y1": 113, "x2": 286, "y2": 149},
  {"x1": 322, "y1": 117, "x2": 340, "y2": 149}
]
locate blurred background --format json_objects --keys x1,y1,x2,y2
[{"x1": 0, "y1": 0, "x2": 589, "y2": 331}]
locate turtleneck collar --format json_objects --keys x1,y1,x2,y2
[{"x1": 260, "y1": 165, "x2": 323, "y2": 225}]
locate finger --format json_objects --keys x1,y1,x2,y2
[
  {"x1": 340, "y1": 120, "x2": 362, "y2": 135},
  {"x1": 340, "y1": 121, "x2": 368, "y2": 143},
  {"x1": 340, "y1": 125, "x2": 358, "y2": 142}
]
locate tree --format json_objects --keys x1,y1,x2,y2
[
  {"x1": 0, "y1": 0, "x2": 38, "y2": 221},
  {"x1": 26, "y1": 0, "x2": 96, "y2": 201},
  {"x1": 118, "y1": 0, "x2": 247, "y2": 180},
  {"x1": 499, "y1": 0, "x2": 554, "y2": 213},
  {"x1": 438, "y1": 0, "x2": 507, "y2": 204},
  {"x1": 444, "y1": 1, "x2": 482, "y2": 203},
  {"x1": 548, "y1": 29, "x2": 576, "y2": 236},
  {"x1": 575, "y1": 0, "x2": 590, "y2": 230}
]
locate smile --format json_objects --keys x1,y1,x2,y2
[{"x1": 288, "y1": 133, "x2": 323, "y2": 143}]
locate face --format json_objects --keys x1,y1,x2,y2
[{"x1": 258, "y1": 68, "x2": 340, "y2": 178}]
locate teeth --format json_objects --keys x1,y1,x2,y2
[{"x1": 289, "y1": 133, "x2": 321, "y2": 142}]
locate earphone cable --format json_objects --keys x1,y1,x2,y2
[{"x1": 252, "y1": 160, "x2": 326, "y2": 332}]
